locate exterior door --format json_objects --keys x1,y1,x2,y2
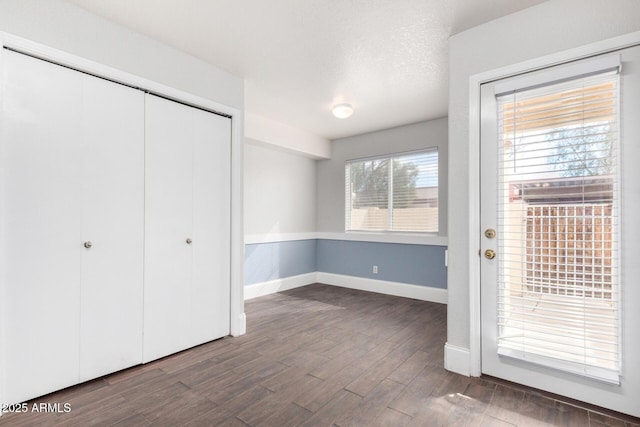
[
  {"x1": 143, "y1": 94, "x2": 231, "y2": 363},
  {"x1": 480, "y1": 46, "x2": 640, "y2": 417}
]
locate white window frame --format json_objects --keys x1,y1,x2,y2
[{"x1": 345, "y1": 148, "x2": 439, "y2": 234}]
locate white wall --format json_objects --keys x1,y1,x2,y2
[
  {"x1": 448, "y1": 0, "x2": 640, "y2": 356},
  {"x1": 245, "y1": 113, "x2": 330, "y2": 160},
  {"x1": 317, "y1": 118, "x2": 448, "y2": 236},
  {"x1": 244, "y1": 143, "x2": 316, "y2": 239},
  {"x1": 0, "y1": 0, "x2": 243, "y2": 109}
]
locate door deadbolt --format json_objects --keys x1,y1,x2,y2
[
  {"x1": 484, "y1": 228, "x2": 496, "y2": 239},
  {"x1": 484, "y1": 249, "x2": 496, "y2": 260}
]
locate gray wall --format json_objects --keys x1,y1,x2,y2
[
  {"x1": 245, "y1": 238, "x2": 447, "y2": 288},
  {"x1": 243, "y1": 142, "x2": 318, "y2": 286},
  {"x1": 447, "y1": 0, "x2": 640, "y2": 352},
  {"x1": 245, "y1": 240, "x2": 317, "y2": 285},
  {"x1": 317, "y1": 118, "x2": 448, "y2": 235},
  {"x1": 311, "y1": 119, "x2": 449, "y2": 291},
  {"x1": 244, "y1": 143, "x2": 316, "y2": 236},
  {"x1": 317, "y1": 240, "x2": 446, "y2": 288},
  {"x1": 245, "y1": 118, "x2": 449, "y2": 290}
]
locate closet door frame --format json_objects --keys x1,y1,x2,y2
[{"x1": 0, "y1": 32, "x2": 245, "y2": 407}]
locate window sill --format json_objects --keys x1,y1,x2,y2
[
  {"x1": 318, "y1": 231, "x2": 448, "y2": 246},
  {"x1": 243, "y1": 232, "x2": 448, "y2": 246}
]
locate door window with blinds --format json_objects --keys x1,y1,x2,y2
[
  {"x1": 345, "y1": 149, "x2": 438, "y2": 232},
  {"x1": 494, "y1": 65, "x2": 620, "y2": 381}
]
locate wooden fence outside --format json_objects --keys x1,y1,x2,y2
[{"x1": 525, "y1": 204, "x2": 614, "y2": 299}]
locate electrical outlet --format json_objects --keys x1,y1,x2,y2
[{"x1": 373, "y1": 265, "x2": 378, "y2": 274}]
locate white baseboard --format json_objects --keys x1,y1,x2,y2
[
  {"x1": 244, "y1": 272, "x2": 317, "y2": 300},
  {"x1": 444, "y1": 342, "x2": 471, "y2": 376},
  {"x1": 244, "y1": 271, "x2": 448, "y2": 305},
  {"x1": 230, "y1": 312, "x2": 246, "y2": 336},
  {"x1": 316, "y1": 272, "x2": 447, "y2": 304}
]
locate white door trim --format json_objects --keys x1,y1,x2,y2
[
  {"x1": 468, "y1": 30, "x2": 640, "y2": 377},
  {"x1": 0, "y1": 32, "x2": 246, "y2": 338}
]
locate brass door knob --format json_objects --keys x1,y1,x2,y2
[
  {"x1": 485, "y1": 228, "x2": 496, "y2": 239},
  {"x1": 484, "y1": 249, "x2": 496, "y2": 260}
]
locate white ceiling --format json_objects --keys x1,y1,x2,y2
[{"x1": 67, "y1": 0, "x2": 546, "y2": 140}]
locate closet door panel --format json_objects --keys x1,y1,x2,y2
[
  {"x1": 1, "y1": 50, "x2": 82, "y2": 403},
  {"x1": 79, "y1": 75, "x2": 145, "y2": 380},
  {"x1": 143, "y1": 94, "x2": 193, "y2": 362},
  {"x1": 191, "y1": 109, "x2": 231, "y2": 345}
]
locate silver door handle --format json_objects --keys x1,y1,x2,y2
[
  {"x1": 186, "y1": 238, "x2": 192, "y2": 245},
  {"x1": 84, "y1": 241, "x2": 93, "y2": 249}
]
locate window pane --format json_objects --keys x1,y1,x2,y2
[
  {"x1": 496, "y1": 73, "x2": 620, "y2": 376},
  {"x1": 347, "y1": 158, "x2": 389, "y2": 230},
  {"x1": 392, "y1": 151, "x2": 438, "y2": 232},
  {"x1": 345, "y1": 149, "x2": 438, "y2": 233}
]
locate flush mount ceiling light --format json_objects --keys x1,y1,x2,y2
[{"x1": 332, "y1": 103, "x2": 354, "y2": 119}]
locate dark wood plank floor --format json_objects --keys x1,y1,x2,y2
[{"x1": 1, "y1": 283, "x2": 639, "y2": 426}]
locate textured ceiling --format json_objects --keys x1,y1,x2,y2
[{"x1": 67, "y1": 0, "x2": 546, "y2": 140}]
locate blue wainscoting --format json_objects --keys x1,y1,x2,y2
[
  {"x1": 244, "y1": 239, "x2": 317, "y2": 285},
  {"x1": 316, "y1": 239, "x2": 447, "y2": 288},
  {"x1": 244, "y1": 238, "x2": 447, "y2": 289}
]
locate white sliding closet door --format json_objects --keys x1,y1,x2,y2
[
  {"x1": 79, "y1": 75, "x2": 145, "y2": 381},
  {"x1": 191, "y1": 106, "x2": 231, "y2": 345},
  {"x1": 1, "y1": 49, "x2": 83, "y2": 404},
  {"x1": 0, "y1": 49, "x2": 144, "y2": 403},
  {"x1": 144, "y1": 94, "x2": 194, "y2": 361},
  {"x1": 144, "y1": 94, "x2": 231, "y2": 363}
]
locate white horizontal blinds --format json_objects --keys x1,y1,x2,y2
[
  {"x1": 391, "y1": 150, "x2": 438, "y2": 232},
  {"x1": 495, "y1": 70, "x2": 620, "y2": 382},
  {"x1": 345, "y1": 158, "x2": 389, "y2": 231},
  {"x1": 345, "y1": 149, "x2": 438, "y2": 232}
]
